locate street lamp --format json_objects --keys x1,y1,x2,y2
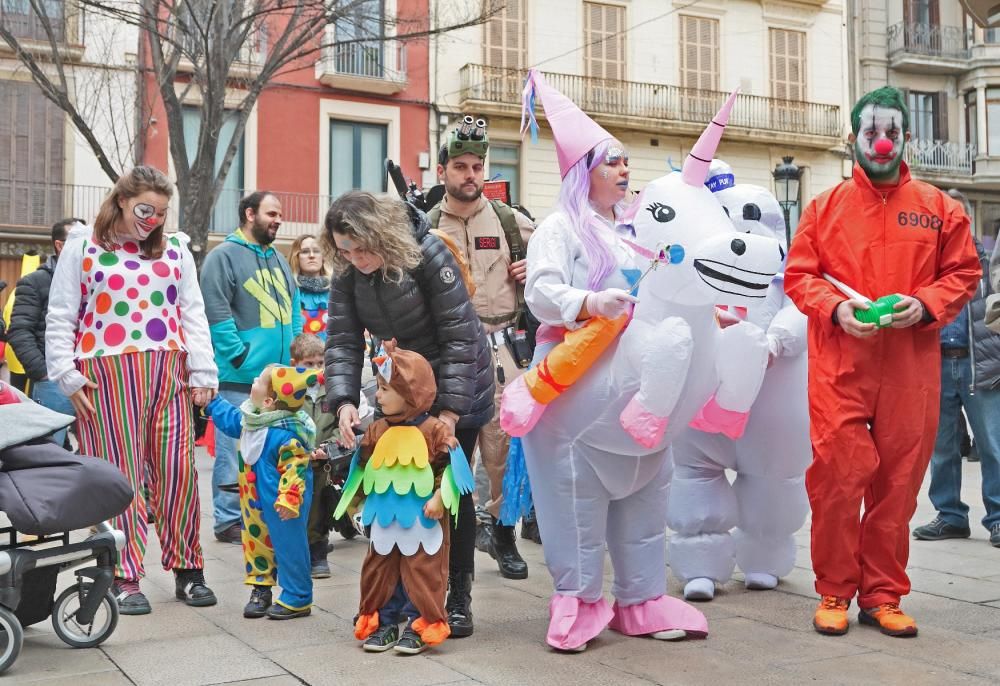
[{"x1": 772, "y1": 155, "x2": 802, "y2": 247}]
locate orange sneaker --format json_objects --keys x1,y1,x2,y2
[
  {"x1": 858, "y1": 603, "x2": 917, "y2": 637},
  {"x1": 813, "y1": 595, "x2": 850, "y2": 635}
]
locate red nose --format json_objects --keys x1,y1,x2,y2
[{"x1": 873, "y1": 139, "x2": 893, "y2": 156}]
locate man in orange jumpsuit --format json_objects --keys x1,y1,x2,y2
[{"x1": 785, "y1": 86, "x2": 981, "y2": 638}]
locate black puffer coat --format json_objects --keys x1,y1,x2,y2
[
  {"x1": 7, "y1": 255, "x2": 56, "y2": 381},
  {"x1": 969, "y1": 240, "x2": 1000, "y2": 390},
  {"x1": 325, "y1": 205, "x2": 494, "y2": 429}
]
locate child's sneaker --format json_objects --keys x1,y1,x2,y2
[
  {"x1": 243, "y1": 585, "x2": 272, "y2": 619},
  {"x1": 394, "y1": 625, "x2": 428, "y2": 655},
  {"x1": 363, "y1": 623, "x2": 400, "y2": 652},
  {"x1": 858, "y1": 603, "x2": 917, "y2": 637},
  {"x1": 266, "y1": 604, "x2": 311, "y2": 620}
]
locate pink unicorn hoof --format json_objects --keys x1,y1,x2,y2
[
  {"x1": 619, "y1": 396, "x2": 669, "y2": 449},
  {"x1": 499, "y1": 376, "x2": 546, "y2": 437},
  {"x1": 688, "y1": 394, "x2": 750, "y2": 439}
]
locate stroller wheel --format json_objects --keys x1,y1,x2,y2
[
  {"x1": 0, "y1": 606, "x2": 23, "y2": 673},
  {"x1": 52, "y1": 583, "x2": 119, "y2": 649}
]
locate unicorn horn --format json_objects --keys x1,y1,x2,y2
[{"x1": 681, "y1": 88, "x2": 740, "y2": 187}]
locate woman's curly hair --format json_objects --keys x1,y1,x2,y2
[{"x1": 322, "y1": 191, "x2": 422, "y2": 283}]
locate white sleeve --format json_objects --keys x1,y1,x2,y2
[
  {"x1": 525, "y1": 214, "x2": 591, "y2": 330},
  {"x1": 45, "y1": 228, "x2": 89, "y2": 396},
  {"x1": 175, "y1": 233, "x2": 218, "y2": 389},
  {"x1": 767, "y1": 296, "x2": 808, "y2": 359}
]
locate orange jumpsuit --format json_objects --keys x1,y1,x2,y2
[{"x1": 784, "y1": 162, "x2": 980, "y2": 609}]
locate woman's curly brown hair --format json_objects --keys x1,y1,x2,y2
[{"x1": 322, "y1": 191, "x2": 422, "y2": 284}]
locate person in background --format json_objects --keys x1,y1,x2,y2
[
  {"x1": 290, "y1": 235, "x2": 331, "y2": 341},
  {"x1": 912, "y1": 189, "x2": 1000, "y2": 548},
  {"x1": 7, "y1": 218, "x2": 83, "y2": 447}
]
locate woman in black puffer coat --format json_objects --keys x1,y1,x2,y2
[{"x1": 322, "y1": 190, "x2": 493, "y2": 639}]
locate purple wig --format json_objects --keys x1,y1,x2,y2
[{"x1": 557, "y1": 139, "x2": 616, "y2": 291}]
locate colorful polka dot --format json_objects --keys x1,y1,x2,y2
[
  {"x1": 146, "y1": 319, "x2": 167, "y2": 342},
  {"x1": 139, "y1": 300, "x2": 148, "y2": 310},
  {"x1": 123, "y1": 242, "x2": 139, "y2": 254},
  {"x1": 138, "y1": 274, "x2": 150, "y2": 286},
  {"x1": 104, "y1": 323, "x2": 126, "y2": 347},
  {"x1": 114, "y1": 302, "x2": 129, "y2": 316},
  {"x1": 98, "y1": 252, "x2": 118, "y2": 266},
  {"x1": 131, "y1": 330, "x2": 142, "y2": 340},
  {"x1": 82, "y1": 257, "x2": 93, "y2": 272},
  {"x1": 95, "y1": 293, "x2": 112, "y2": 314},
  {"x1": 107, "y1": 274, "x2": 125, "y2": 290},
  {"x1": 151, "y1": 291, "x2": 164, "y2": 306},
  {"x1": 167, "y1": 250, "x2": 179, "y2": 260},
  {"x1": 126, "y1": 288, "x2": 139, "y2": 299},
  {"x1": 166, "y1": 285, "x2": 177, "y2": 304},
  {"x1": 152, "y1": 262, "x2": 170, "y2": 278},
  {"x1": 80, "y1": 332, "x2": 96, "y2": 353},
  {"x1": 131, "y1": 313, "x2": 142, "y2": 323},
  {"x1": 124, "y1": 260, "x2": 140, "y2": 270},
  {"x1": 94, "y1": 271, "x2": 104, "y2": 282}
]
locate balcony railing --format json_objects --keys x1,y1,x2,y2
[
  {"x1": 887, "y1": 22, "x2": 972, "y2": 60},
  {"x1": 905, "y1": 139, "x2": 976, "y2": 175},
  {"x1": 0, "y1": 2, "x2": 67, "y2": 43},
  {"x1": 0, "y1": 182, "x2": 329, "y2": 241},
  {"x1": 460, "y1": 64, "x2": 842, "y2": 139},
  {"x1": 320, "y1": 40, "x2": 406, "y2": 81}
]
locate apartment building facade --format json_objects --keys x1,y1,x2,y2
[
  {"x1": 852, "y1": 0, "x2": 1000, "y2": 251},
  {"x1": 430, "y1": 0, "x2": 849, "y2": 230}
]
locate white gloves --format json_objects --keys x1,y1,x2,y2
[{"x1": 585, "y1": 288, "x2": 639, "y2": 319}]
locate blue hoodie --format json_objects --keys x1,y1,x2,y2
[{"x1": 200, "y1": 229, "x2": 303, "y2": 388}]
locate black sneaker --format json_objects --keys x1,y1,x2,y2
[
  {"x1": 214, "y1": 523, "x2": 242, "y2": 545},
  {"x1": 394, "y1": 625, "x2": 428, "y2": 655},
  {"x1": 363, "y1": 623, "x2": 400, "y2": 652},
  {"x1": 243, "y1": 585, "x2": 272, "y2": 618},
  {"x1": 990, "y1": 523, "x2": 1000, "y2": 548},
  {"x1": 112, "y1": 579, "x2": 151, "y2": 616},
  {"x1": 310, "y1": 541, "x2": 331, "y2": 579},
  {"x1": 912, "y1": 516, "x2": 971, "y2": 541},
  {"x1": 266, "y1": 603, "x2": 311, "y2": 620},
  {"x1": 174, "y1": 568, "x2": 217, "y2": 607}
]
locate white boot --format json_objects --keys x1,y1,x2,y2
[
  {"x1": 683, "y1": 577, "x2": 716, "y2": 601},
  {"x1": 744, "y1": 572, "x2": 778, "y2": 590}
]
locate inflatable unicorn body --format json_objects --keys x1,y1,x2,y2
[
  {"x1": 667, "y1": 179, "x2": 812, "y2": 601},
  {"x1": 508, "y1": 86, "x2": 785, "y2": 651}
]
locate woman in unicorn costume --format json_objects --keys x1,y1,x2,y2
[
  {"x1": 667, "y1": 162, "x2": 811, "y2": 600},
  {"x1": 511, "y1": 71, "x2": 782, "y2": 652}
]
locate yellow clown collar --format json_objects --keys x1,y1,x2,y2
[{"x1": 271, "y1": 365, "x2": 323, "y2": 410}]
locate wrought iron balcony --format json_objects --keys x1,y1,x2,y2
[
  {"x1": 317, "y1": 41, "x2": 407, "y2": 94},
  {"x1": 887, "y1": 22, "x2": 972, "y2": 65},
  {"x1": 459, "y1": 64, "x2": 842, "y2": 142},
  {"x1": 905, "y1": 139, "x2": 975, "y2": 175}
]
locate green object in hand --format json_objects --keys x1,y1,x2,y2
[{"x1": 854, "y1": 295, "x2": 903, "y2": 328}]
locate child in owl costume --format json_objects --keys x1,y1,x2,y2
[
  {"x1": 206, "y1": 365, "x2": 321, "y2": 620},
  {"x1": 336, "y1": 341, "x2": 475, "y2": 655}
]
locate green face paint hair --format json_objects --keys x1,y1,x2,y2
[{"x1": 850, "y1": 86, "x2": 910, "y2": 136}]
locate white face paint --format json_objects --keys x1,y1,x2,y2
[{"x1": 854, "y1": 103, "x2": 906, "y2": 180}]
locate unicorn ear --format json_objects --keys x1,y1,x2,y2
[{"x1": 681, "y1": 89, "x2": 740, "y2": 187}]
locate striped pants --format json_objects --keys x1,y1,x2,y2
[{"x1": 76, "y1": 351, "x2": 204, "y2": 580}]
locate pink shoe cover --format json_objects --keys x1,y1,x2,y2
[
  {"x1": 608, "y1": 595, "x2": 708, "y2": 639},
  {"x1": 500, "y1": 375, "x2": 546, "y2": 437},
  {"x1": 620, "y1": 395, "x2": 669, "y2": 449},
  {"x1": 688, "y1": 393, "x2": 750, "y2": 439},
  {"x1": 546, "y1": 594, "x2": 614, "y2": 651}
]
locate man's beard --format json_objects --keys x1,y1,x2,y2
[
  {"x1": 446, "y1": 180, "x2": 484, "y2": 203},
  {"x1": 250, "y1": 217, "x2": 276, "y2": 245}
]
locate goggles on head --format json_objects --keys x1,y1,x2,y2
[{"x1": 446, "y1": 115, "x2": 489, "y2": 160}]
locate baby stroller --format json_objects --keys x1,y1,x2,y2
[{"x1": 0, "y1": 382, "x2": 133, "y2": 674}]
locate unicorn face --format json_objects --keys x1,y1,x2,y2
[{"x1": 631, "y1": 172, "x2": 782, "y2": 307}]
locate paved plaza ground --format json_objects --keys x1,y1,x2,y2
[{"x1": 8, "y1": 449, "x2": 1000, "y2": 685}]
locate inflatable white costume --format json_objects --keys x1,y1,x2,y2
[
  {"x1": 667, "y1": 164, "x2": 811, "y2": 600},
  {"x1": 503, "y1": 72, "x2": 784, "y2": 651}
]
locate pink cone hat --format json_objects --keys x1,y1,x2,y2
[
  {"x1": 681, "y1": 89, "x2": 740, "y2": 187},
  {"x1": 521, "y1": 68, "x2": 614, "y2": 178}
]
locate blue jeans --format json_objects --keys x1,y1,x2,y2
[
  {"x1": 379, "y1": 582, "x2": 417, "y2": 626},
  {"x1": 928, "y1": 356, "x2": 1000, "y2": 531},
  {"x1": 30, "y1": 379, "x2": 76, "y2": 447},
  {"x1": 212, "y1": 388, "x2": 249, "y2": 533}
]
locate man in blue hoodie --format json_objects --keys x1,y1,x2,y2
[{"x1": 201, "y1": 191, "x2": 303, "y2": 543}]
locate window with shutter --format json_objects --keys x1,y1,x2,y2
[
  {"x1": 0, "y1": 80, "x2": 65, "y2": 228},
  {"x1": 770, "y1": 28, "x2": 807, "y2": 131},
  {"x1": 583, "y1": 2, "x2": 625, "y2": 110},
  {"x1": 482, "y1": 0, "x2": 527, "y2": 105},
  {"x1": 678, "y1": 15, "x2": 718, "y2": 91}
]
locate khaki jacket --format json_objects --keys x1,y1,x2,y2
[{"x1": 435, "y1": 195, "x2": 534, "y2": 334}]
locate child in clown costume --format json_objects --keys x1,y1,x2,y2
[
  {"x1": 206, "y1": 365, "x2": 321, "y2": 620},
  {"x1": 337, "y1": 341, "x2": 475, "y2": 655}
]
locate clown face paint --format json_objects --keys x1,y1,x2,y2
[
  {"x1": 854, "y1": 103, "x2": 906, "y2": 181},
  {"x1": 121, "y1": 192, "x2": 169, "y2": 240}
]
